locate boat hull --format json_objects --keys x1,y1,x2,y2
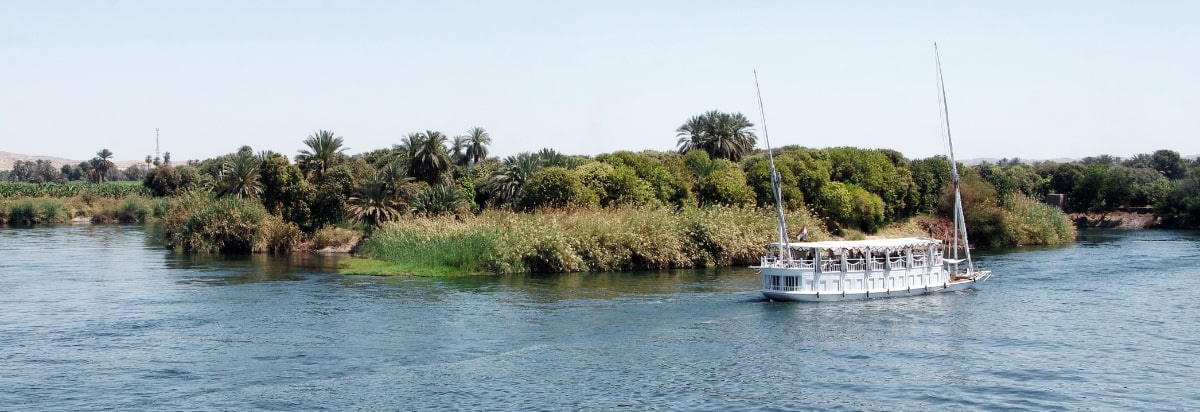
[{"x1": 761, "y1": 279, "x2": 975, "y2": 302}]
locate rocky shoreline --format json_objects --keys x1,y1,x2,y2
[{"x1": 1067, "y1": 210, "x2": 1160, "y2": 229}]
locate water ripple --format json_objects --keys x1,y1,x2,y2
[{"x1": 1, "y1": 226, "x2": 1199, "y2": 410}]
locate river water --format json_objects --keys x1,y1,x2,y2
[{"x1": 1, "y1": 225, "x2": 1197, "y2": 410}]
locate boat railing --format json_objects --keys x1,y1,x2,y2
[
  {"x1": 845, "y1": 258, "x2": 865, "y2": 272},
  {"x1": 888, "y1": 257, "x2": 905, "y2": 269},
  {"x1": 760, "y1": 257, "x2": 815, "y2": 269},
  {"x1": 792, "y1": 259, "x2": 815, "y2": 269},
  {"x1": 912, "y1": 255, "x2": 927, "y2": 267},
  {"x1": 869, "y1": 258, "x2": 885, "y2": 271}
]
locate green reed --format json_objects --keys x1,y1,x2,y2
[{"x1": 351, "y1": 206, "x2": 825, "y2": 276}]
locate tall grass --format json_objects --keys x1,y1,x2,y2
[
  {"x1": 0, "y1": 195, "x2": 167, "y2": 225},
  {"x1": 350, "y1": 206, "x2": 826, "y2": 276},
  {"x1": 356, "y1": 224, "x2": 497, "y2": 276},
  {"x1": 163, "y1": 193, "x2": 300, "y2": 253},
  {"x1": 309, "y1": 226, "x2": 362, "y2": 251},
  {"x1": 1002, "y1": 193, "x2": 1077, "y2": 246}
]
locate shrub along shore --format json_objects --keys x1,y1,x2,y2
[
  {"x1": 346, "y1": 200, "x2": 1077, "y2": 277},
  {"x1": 345, "y1": 206, "x2": 827, "y2": 276},
  {"x1": 0, "y1": 195, "x2": 167, "y2": 225}
]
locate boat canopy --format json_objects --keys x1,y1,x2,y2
[{"x1": 769, "y1": 237, "x2": 941, "y2": 253}]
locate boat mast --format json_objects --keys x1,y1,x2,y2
[
  {"x1": 935, "y1": 43, "x2": 974, "y2": 273},
  {"x1": 754, "y1": 70, "x2": 789, "y2": 258}
]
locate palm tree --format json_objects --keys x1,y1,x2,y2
[
  {"x1": 380, "y1": 159, "x2": 420, "y2": 202},
  {"x1": 684, "y1": 152, "x2": 729, "y2": 179},
  {"x1": 709, "y1": 111, "x2": 756, "y2": 161},
  {"x1": 346, "y1": 163, "x2": 420, "y2": 229},
  {"x1": 297, "y1": 130, "x2": 347, "y2": 182},
  {"x1": 217, "y1": 151, "x2": 263, "y2": 198},
  {"x1": 411, "y1": 184, "x2": 469, "y2": 216},
  {"x1": 464, "y1": 126, "x2": 492, "y2": 167},
  {"x1": 483, "y1": 153, "x2": 542, "y2": 208},
  {"x1": 162, "y1": 152, "x2": 171, "y2": 165},
  {"x1": 410, "y1": 130, "x2": 452, "y2": 184},
  {"x1": 87, "y1": 158, "x2": 102, "y2": 183},
  {"x1": 145, "y1": 155, "x2": 153, "y2": 171},
  {"x1": 450, "y1": 135, "x2": 469, "y2": 167},
  {"x1": 397, "y1": 133, "x2": 424, "y2": 160},
  {"x1": 379, "y1": 159, "x2": 408, "y2": 189},
  {"x1": 346, "y1": 176, "x2": 405, "y2": 230},
  {"x1": 675, "y1": 110, "x2": 757, "y2": 162},
  {"x1": 92, "y1": 149, "x2": 115, "y2": 183},
  {"x1": 675, "y1": 116, "x2": 708, "y2": 155},
  {"x1": 535, "y1": 148, "x2": 583, "y2": 169}
]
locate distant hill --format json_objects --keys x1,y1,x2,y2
[{"x1": 0, "y1": 151, "x2": 141, "y2": 171}]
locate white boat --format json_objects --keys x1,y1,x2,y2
[
  {"x1": 752, "y1": 44, "x2": 991, "y2": 302},
  {"x1": 758, "y1": 237, "x2": 979, "y2": 301}
]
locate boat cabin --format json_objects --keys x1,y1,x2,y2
[
  {"x1": 759, "y1": 237, "x2": 952, "y2": 295},
  {"x1": 762, "y1": 237, "x2": 944, "y2": 272}
]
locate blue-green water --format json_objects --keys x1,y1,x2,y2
[{"x1": 1, "y1": 225, "x2": 1197, "y2": 410}]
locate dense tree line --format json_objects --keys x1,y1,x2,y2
[
  {"x1": 970, "y1": 150, "x2": 1200, "y2": 226},
  {"x1": 8, "y1": 111, "x2": 1198, "y2": 242},
  {"x1": 1, "y1": 149, "x2": 162, "y2": 184}
]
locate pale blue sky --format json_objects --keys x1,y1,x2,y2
[{"x1": 2, "y1": 1, "x2": 1197, "y2": 163}]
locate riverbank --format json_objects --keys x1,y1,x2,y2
[
  {"x1": 0, "y1": 195, "x2": 166, "y2": 225},
  {"x1": 1068, "y1": 209, "x2": 1160, "y2": 229},
  {"x1": 344, "y1": 206, "x2": 827, "y2": 277}
]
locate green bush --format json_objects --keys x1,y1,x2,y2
[
  {"x1": 118, "y1": 197, "x2": 152, "y2": 222},
  {"x1": 814, "y1": 181, "x2": 853, "y2": 230},
  {"x1": 846, "y1": 184, "x2": 886, "y2": 233},
  {"x1": 39, "y1": 200, "x2": 65, "y2": 223},
  {"x1": 743, "y1": 155, "x2": 805, "y2": 210},
  {"x1": 597, "y1": 151, "x2": 694, "y2": 207},
  {"x1": 412, "y1": 184, "x2": 470, "y2": 216},
  {"x1": 163, "y1": 193, "x2": 295, "y2": 253},
  {"x1": 1002, "y1": 194, "x2": 1077, "y2": 246},
  {"x1": 575, "y1": 161, "x2": 613, "y2": 201},
  {"x1": 695, "y1": 166, "x2": 754, "y2": 207},
  {"x1": 518, "y1": 167, "x2": 599, "y2": 211},
  {"x1": 352, "y1": 206, "x2": 826, "y2": 276},
  {"x1": 143, "y1": 165, "x2": 203, "y2": 197},
  {"x1": 6, "y1": 201, "x2": 38, "y2": 225}
]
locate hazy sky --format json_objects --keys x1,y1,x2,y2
[{"x1": 2, "y1": 1, "x2": 1197, "y2": 163}]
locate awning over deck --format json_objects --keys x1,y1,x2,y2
[{"x1": 770, "y1": 237, "x2": 941, "y2": 252}]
